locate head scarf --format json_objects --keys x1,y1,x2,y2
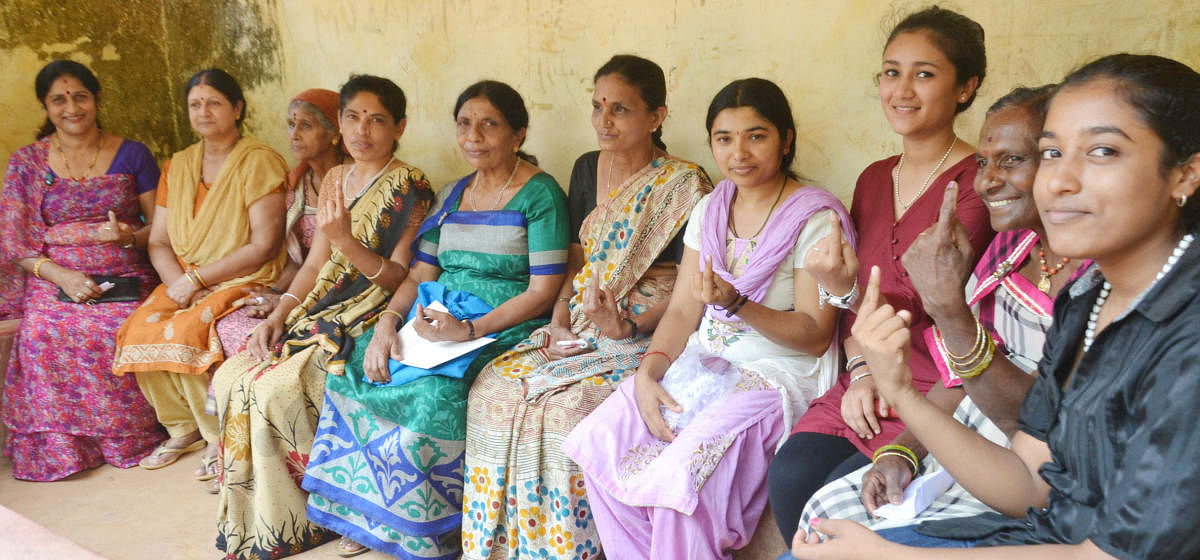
[{"x1": 285, "y1": 88, "x2": 342, "y2": 263}]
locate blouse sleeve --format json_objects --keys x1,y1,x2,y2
[
  {"x1": 524, "y1": 174, "x2": 569, "y2": 276},
  {"x1": 120, "y1": 141, "x2": 161, "y2": 195},
  {"x1": 1088, "y1": 339, "x2": 1200, "y2": 559},
  {"x1": 682, "y1": 194, "x2": 711, "y2": 251},
  {"x1": 155, "y1": 161, "x2": 171, "y2": 207},
  {"x1": 0, "y1": 147, "x2": 48, "y2": 263},
  {"x1": 567, "y1": 153, "x2": 597, "y2": 245}
]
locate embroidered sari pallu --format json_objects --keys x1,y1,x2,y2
[
  {"x1": 213, "y1": 164, "x2": 431, "y2": 560},
  {"x1": 461, "y1": 155, "x2": 709, "y2": 560},
  {"x1": 303, "y1": 173, "x2": 569, "y2": 559}
]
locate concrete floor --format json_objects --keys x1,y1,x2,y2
[
  {"x1": 0, "y1": 447, "x2": 787, "y2": 559},
  {"x1": 0, "y1": 453, "x2": 391, "y2": 560}
]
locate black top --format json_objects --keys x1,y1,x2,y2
[
  {"x1": 568, "y1": 151, "x2": 686, "y2": 264},
  {"x1": 921, "y1": 229, "x2": 1200, "y2": 559}
]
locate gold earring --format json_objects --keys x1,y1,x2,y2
[{"x1": 331, "y1": 136, "x2": 339, "y2": 146}]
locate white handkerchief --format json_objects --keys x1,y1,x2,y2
[{"x1": 872, "y1": 468, "x2": 956, "y2": 520}]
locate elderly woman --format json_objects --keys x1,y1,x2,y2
[
  {"x1": 111, "y1": 69, "x2": 289, "y2": 486},
  {"x1": 797, "y1": 86, "x2": 1092, "y2": 532},
  {"x1": 212, "y1": 74, "x2": 430, "y2": 560},
  {"x1": 214, "y1": 88, "x2": 346, "y2": 356},
  {"x1": 563, "y1": 78, "x2": 855, "y2": 559},
  {"x1": 0, "y1": 60, "x2": 162, "y2": 481},
  {"x1": 302, "y1": 80, "x2": 568, "y2": 558},
  {"x1": 461, "y1": 55, "x2": 712, "y2": 560}
]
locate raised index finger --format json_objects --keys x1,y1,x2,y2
[
  {"x1": 858, "y1": 266, "x2": 883, "y2": 317},
  {"x1": 935, "y1": 181, "x2": 959, "y2": 237}
]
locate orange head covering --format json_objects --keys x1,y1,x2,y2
[{"x1": 290, "y1": 88, "x2": 341, "y2": 133}]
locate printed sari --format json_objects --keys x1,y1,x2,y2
[
  {"x1": 303, "y1": 172, "x2": 569, "y2": 560},
  {"x1": 212, "y1": 163, "x2": 431, "y2": 560},
  {"x1": 460, "y1": 155, "x2": 711, "y2": 560}
]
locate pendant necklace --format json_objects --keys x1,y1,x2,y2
[
  {"x1": 55, "y1": 130, "x2": 103, "y2": 180},
  {"x1": 469, "y1": 157, "x2": 521, "y2": 211}
]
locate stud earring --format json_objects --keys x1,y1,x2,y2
[{"x1": 1179, "y1": 194, "x2": 1189, "y2": 208}]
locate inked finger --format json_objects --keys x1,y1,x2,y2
[
  {"x1": 858, "y1": 266, "x2": 883, "y2": 317},
  {"x1": 936, "y1": 181, "x2": 959, "y2": 237}
]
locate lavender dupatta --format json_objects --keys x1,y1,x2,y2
[{"x1": 700, "y1": 179, "x2": 856, "y2": 317}]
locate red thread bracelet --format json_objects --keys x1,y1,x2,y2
[{"x1": 642, "y1": 350, "x2": 672, "y2": 365}]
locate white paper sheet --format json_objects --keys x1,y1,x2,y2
[
  {"x1": 396, "y1": 301, "x2": 495, "y2": 369},
  {"x1": 872, "y1": 468, "x2": 956, "y2": 520}
]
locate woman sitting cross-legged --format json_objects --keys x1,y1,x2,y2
[
  {"x1": 212, "y1": 73, "x2": 431, "y2": 560},
  {"x1": 461, "y1": 54, "x2": 712, "y2": 560},
  {"x1": 301, "y1": 79, "x2": 568, "y2": 559},
  {"x1": 562, "y1": 77, "x2": 856, "y2": 560}
]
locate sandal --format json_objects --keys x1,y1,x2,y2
[
  {"x1": 335, "y1": 536, "x2": 369, "y2": 557},
  {"x1": 138, "y1": 439, "x2": 206, "y2": 470},
  {"x1": 195, "y1": 453, "x2": 219, "y2": 481},
  {"x1": 203, "y1": 476, "x2": 221, "y2": 495}
]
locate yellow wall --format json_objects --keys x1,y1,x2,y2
[{"x1": 4, "y1": 0, "x2": 1199, "y2": 200}]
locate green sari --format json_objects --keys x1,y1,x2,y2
[{"x1": 302, "y1": 172, "x2": 569, "y2": 559}]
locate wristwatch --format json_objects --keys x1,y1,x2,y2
[{"x1": 818, "y1": 279, "x2": 859, "y2": 310}]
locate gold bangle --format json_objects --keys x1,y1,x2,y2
[
  {"x1": 364, "y1": 256, "x2": 386, "y2": 280},
  {"x1": 945, "y1": 318, "x2": 986, "y2": 365},
  {"x1": 185, "y1": 270, "x2": 202, "y2": 288},
  {"x1": 873, "y1": 443, "x2": 919, "y2": 465},
  {"x1": 192, "y1": 268, "x2": 208, "y2": 288},
  {"x1": 32, "y1": 257, "x2": 52, "y2": 279},
  {"x1": 556, "y1": 297, "x2": 571, "y2": 304},
  {"x1": 874, "y1": 450, "x2": 919, "y2": 476},
  {"x1": 379, "y1": 309, "x2": 405, "y2": 323},
  {"x1": 955, "y1": 336, "x2": 996, "y2": 379}
]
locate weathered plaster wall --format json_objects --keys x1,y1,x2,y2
[
  {"x1": 4, "y1": 0, "x2": 1200, "y2": 200},
  {"x1": 0, "y1": 0, "x2": 283, "y2": 162}
]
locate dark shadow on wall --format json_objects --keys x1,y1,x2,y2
[{"x1": 1, "y1": 0, "x2": 283, "y2": 161}]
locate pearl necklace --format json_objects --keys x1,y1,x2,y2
[
  {"x1": 1084, "y1": 232, "x2": 1194, "y2": 352},
  {"x1": 893, "y1": 137, "x2": 957, "y2": 210}
]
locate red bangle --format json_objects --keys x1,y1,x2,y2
[{"x1": 642, "y1": 350, "x2": 672, "y2": 365}]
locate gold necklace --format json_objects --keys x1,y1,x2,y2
[
  {"x1": 469, "y1": 158, "x2": 521, "y2": 211},
  {"x1": 729, "y1": 175, "x2": 787, "y2": 239},
  {"x1": 893, "y1": 137, "x2": 957, "y2": 209},
  {"x1": 55, "y1": 130, "x2": 103, "y2": 180}
]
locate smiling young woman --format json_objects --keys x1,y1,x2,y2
[{"x1": 768, "y1": 6, "x2": 997, "y2": 546}]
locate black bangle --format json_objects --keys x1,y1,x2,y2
[
  {"x1": 725, "y1": 295, "x2": 749, "y2": 317},
  {"x1": 464, "y1": 318, "x2": 475, "y2": 340},
  {"x1": 267, "y1": 285, "x2": 283, "y2": 294},
  {"x1": 847, "y1": 360, "x2": 868, "y2": 375},
  {"x1": 622, "y1": 317, "x2": 638, "y2": 339}
]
